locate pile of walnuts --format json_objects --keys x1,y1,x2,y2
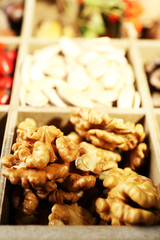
[{"x1": 1, "y1": 108, "x2": 160, "y2": 225}]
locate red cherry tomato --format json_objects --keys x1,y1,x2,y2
[
  {"x1": 5, "y1": 49, "x2": 17, "y2": 62},
  {"x1": 0, "y1": 43, "x2": 6, "y2": 51},
  {"x1": 0, "y1": 89, "x2": 10, "y2": 104},
  {"x1": 0, "y1": 51, "x2": 14, "y2": 75},
  {"x1": 0, "y1": 76, "x2": 13, "y2": 90}
]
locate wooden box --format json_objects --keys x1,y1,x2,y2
[{"x1": 0, "y1": 1, "x2": 160, "y2": 239}]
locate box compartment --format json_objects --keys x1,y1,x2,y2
[{"x1": 0, "y1": 109, "x2": 160, "y2": 240}]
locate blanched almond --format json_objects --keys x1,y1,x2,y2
[
  {"x1": 78, "y1": 51, "x2": 99, "y2": 65},
  {"x1": 30, "y1": 62, "x2": 44, "y2": 82},
  {"x1": 57, "y1": 85, "x2": 93, "y2": 108},
  {"x1": 133, "y1": 91, "x2": 141, "y2": 108},
  {"x1": 117, "y1": 87, "x2": 135, "y2": 108},
  {"x1": 100, "y1": 61, "x2": 120, "y2": 89},
  {"x1": 68, "y1": 66, "x2": 91, "y2": 91},
  {"x1": 86, "y1": 56, "x2": 107, "y2": 79},
  {"x1": 43, "y1": 88, "x2": 67, "y2": 107},
  {"x1": 25, "y1": 90, "x2": 49, "y2": 107},
  {"x1": 33, "y1": 45, "x2": 60, "y2": 61},
  {"x1": 59, "y1": 37, "x2": 81, "y2": 58}
]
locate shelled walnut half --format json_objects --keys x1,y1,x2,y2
[
  {"x1": 48, "y1": 203, "x2": 96, "y2": 226},
  {"x1": 96, "y1": 168, "x2": 160, "y2": 225}
]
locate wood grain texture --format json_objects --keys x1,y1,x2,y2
[{"x1": 0, "y1": 226, "x2": 160, "y2": 240}]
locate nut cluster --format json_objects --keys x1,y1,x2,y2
[
  {"x1": 20, "y1": 37, "x2": 140, "y2": 109},
  {"x1": 1, "y1": 108, "x2": 160, "y2": 226}
]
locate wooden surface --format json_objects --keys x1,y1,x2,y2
[
  {"x1": 0, "y1": 226, "x2": 160, "y2": 240},
  {"x1": 0, "y1": 0, "x2": 160, "y2": 238}
]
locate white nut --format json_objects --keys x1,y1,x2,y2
[
  {"x1": 60, "y1": 37, "x2": 81, "y2": 58},
  {"x1": 30, "y1": 62, "x2": 44, "y2": 82},
  {"x1": 43, "y1": 88, "x2": 67, "y2": 107},
  {"x1": 97, "y1": 90, "x2": 118, "y2": 104},
  {"x1": 25, "y1": 90, "x2": 49, "y2": 107},
  {"x1": 68, "y1": 66, "x2": 91, "y2": 91},
  {"x1": 78, "y1": 51, "x2": 99, "y2": 65},
  {"x1": 43, "y1": 55, "x2": 66, "y2": 78},
  {"x1": 42, "y1": 77, "x2": 67, "y2": 89},
  {"x1": 85, "y1": 79, "x2": 103, "y2": 101},
  {"x1": 133, "y1": 91, "x2": 141, "y2": 108},
  {"x1": 33, "y1": 45, "x2": 61, "y2": 61},
  {"x1": 86, "y1": 56, "x2": 107, "y2": 79},
  {"x1": 117, "y1": 87, "x2": 135, "y2": 108},
  {"x1": 121, "y1": 63, "x2": 135, "y2": 86},
  {"x1": 44, "y1": 64, "x2": 66, "y2": 78},
  {"x1": 20, "y1": 37, "x2": 138, "y2": 109},
  {"x1": 100, "y1": 61, "x2": 120, "y2": 89},
  {"x1": 57, "y1": 85, "x2": 93, "y2": 108}
]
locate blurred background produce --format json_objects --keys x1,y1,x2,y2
[
  {"x1": 1, "y1": 0, "x2": 160, "y2": 39},
  {"x1": 0, "y1": 0, "x2": 24, "y2": 36},
  {"x1": 77, "y1": 0, "x2": 143, "y2": 38},
  {"x1": 33, "y1": 0, "x2": 80, "y2": 38},
  {"x1": 33, "y1": 0, "x2": 144, "y2": 38},
  {"x1": 139, "y1": 0, "x2": 160, "y2": 39}
]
